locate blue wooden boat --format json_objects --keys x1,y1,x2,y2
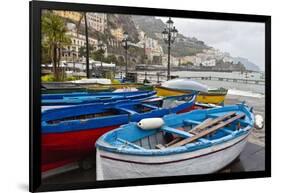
[
  {"x1": 42, "y1": 90, "x2": 154, "y2": 100},
  {"x1": 42, "y1": 90, "x2": 156, "y2": 106},
  {"x1": 96, "y1": 103, "x2": 254, "y2": 180},
  {"x1": 41, "y1": 93, "x2": 196, "y2": 173}
]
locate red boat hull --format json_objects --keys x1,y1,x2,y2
[{"x1": 42, "y1": 125, "x2": 118, "y2": 172}]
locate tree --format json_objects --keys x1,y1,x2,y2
[
  {"x1": 42, "y1": 11, "x2": 71, "y2": 80},
  {"x1": 91, "y1": 49, "x2": 105, "y2": 61},
  {"x1": 106, "y1": 55, "x2": 117, "y2": 64},
  {"x1": 181, "y1": 61, "x2": 194, "y2": 66},
  {"x1": 79, "y1": 45, "x2": 94, "y2": 58},
  {"x1": 117, "y1": 56, "x2": 125, "y2": 66},
  {"x1": 41, "y1": 42, "x2": 52, "y2": 64}
]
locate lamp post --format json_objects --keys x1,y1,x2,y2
[
  {"x1": 84, "y1": 12, "x2": 90, "y2": 78},
  {"x1": 97, "y1": 40, "x2": 106, "y2": 73},
  {"x1": 122, "y1": 31, "x2": 130, "y2": 77},
  {"x1": 162, "y1": 17, "x2": 178, "y2": 80}
]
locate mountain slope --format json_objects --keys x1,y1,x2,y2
[
  {"x1": 132, "y1": 16, "x2": 210, "y2": 57},
  {"x1": 233, "y1": 57, "x2": 260, "y2": 71}
]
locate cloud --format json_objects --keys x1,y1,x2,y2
[{"x1": 160, "y1": 17, "x2": 265, "y2": 70}]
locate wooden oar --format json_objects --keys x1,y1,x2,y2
[
  {"x1": 189, "y1": 118, "x2": 213, "y2": 134},
  {"x1": 169, "y1": 113, "x2": 245, "y2": 148},
  {"x1": 188, "y1": 112, "x2": 236, "y2": 134}
]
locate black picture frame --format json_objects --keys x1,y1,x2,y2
[{"x1": 29, "y1": 0, "x2": 271, "y2": 192}]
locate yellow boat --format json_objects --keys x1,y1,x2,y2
[
  {"x1": 155, "y1": 86, "x2": 228, "y2": 104},
  {"x1": 196, "y1": 88, "x2": 228, "y2": 104},
  {"x1": 155, "y1": 86, "x2": 192, "y2": 97}
]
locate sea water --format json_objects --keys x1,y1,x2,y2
[{"x1": 171, "y1": 71, "x2": 265, "y2": 98}]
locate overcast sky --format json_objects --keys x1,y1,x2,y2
[{"x1": 159, "y1": 17, "x2": 265, "y2": 70}]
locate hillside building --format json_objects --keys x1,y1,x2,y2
[
  {"x1": 53, "y1": 11, "x2": 82, "y2": 22},
  {"x1": 84, "y1": 13, "x2": 107, "y2": 33}
]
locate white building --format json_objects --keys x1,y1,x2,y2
[
  {"x1": 202, "y1": 59, "x2": 216, "y2": 67},
  {"x1": 162, "y1": 54, "x2": 180, "y2": 67},
  {"x1": 137, "y1": 29, "x2": 164, "y2": 62},
  {"x1": 193, "y1": 49, "x2": 222, "y2": 67},
  {"x1": 223, "y1": 56, "x2": 234, "y2": 63},
  {"x1": 84, "y1": 13, "x2": 107, "y2": 33},
  {"x1": 178, "y1": 56, "x2": 196, "y2": 65},
  {"x1": 62, "y1": 31, "x2": 100, "y2": 60},
  {"x1": 194, "y1": 57, "x2": 202, "y2": 66}
]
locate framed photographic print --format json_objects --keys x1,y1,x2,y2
[{"x1": 30, "y1": 0, "x2": 271, "y2": 192}]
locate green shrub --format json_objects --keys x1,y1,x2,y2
[
  {"x1": 112, "y1": 79, "x2": 120, "y2": 84},
  {"x1": 41, "y1": 74, "x2": 55, "y2": 82},
  {"x1": 65, "y1": 76, "x2": 79, "y2": 81}
]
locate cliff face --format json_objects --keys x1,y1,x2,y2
[
  {"x1": 131, "y1": 15, "x2": 210, "y2": 57},
  {"x1": 107, "y1": 14, "x2": 139, "y2": 43},
  {"x1": 132, "y1": 16, "x2": 167, "y2": 39},
  {"x1": 233, "y1": 57, "x2": 260, "y2": 72}
]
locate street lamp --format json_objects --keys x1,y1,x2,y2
[
  {"x1": 122, "y1": 31, "x2": 130, "y2": 77},
  {"x1": 162, "y1": 17, "x2": 178, "y2": 80},
  {"x1": 97, "y1": 40, "x2": 106, "y2": 73}
]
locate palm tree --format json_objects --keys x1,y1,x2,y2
[{"x1": 42, "y1": 11, "x2": 71, "y2": 80}]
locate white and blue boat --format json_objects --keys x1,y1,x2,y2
[{"x1": 96, "y1": 103, "x2": 255, "y2": 180}]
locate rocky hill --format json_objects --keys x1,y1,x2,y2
[
  {"x1": 107, "y1": 14, "x2": 139, "y2": 43},
  {"x1": 233, "y1": 57, "x2": 260, "y2": 72},
  {"x1": 132, "y1": 15, "x2": 210, "y2": 57}
]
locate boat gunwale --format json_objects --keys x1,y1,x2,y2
[
  {"x1": 156, "y1": 86, "x2": 228, "y2": 96},
  {"x1": 42, "y1": 90, "x2": 156, "y2": 101},
  {"x1": 96, "y1": 127, "x2": 251, "y2": 157},
  {"x1": 97, "y1": 132, "x2": 250, "y2": 165},
  {"x1": 198, "y1": 92, "x2": 228, "y2": 96}
]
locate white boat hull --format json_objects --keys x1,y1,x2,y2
[{"x1": 96, "y1": 133, "x2": 249, "y2": 180}]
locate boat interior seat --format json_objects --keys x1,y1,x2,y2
[
  {"x1": 182, "y1": 119, "x2": 201, "y2": 126},
  {"x1": 115, "y1": 107, "x2": 137, "y2": 114},
  {"x1": 141, "y1": 103, "x2": 159, "y2": 109},
  {"x1": 161, "y1": 126, "x2": 209, "y2": 143}
]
